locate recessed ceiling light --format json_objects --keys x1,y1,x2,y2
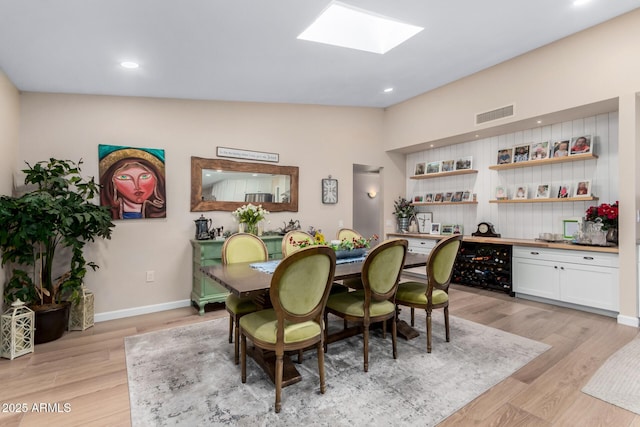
[
  {"x1": 120, "y1": 61, "x2": 139, "y2": 69},
  {"x1": 297, "y1": 1, "x2": 423, "y2": 54},
  {"x1": 537, "y1": 120, "x2": 542, "y2": 124},
  {"x1": 573, "y1": 0, "x2": 590, "y2": 6},
  {"x1": 383, "y1": 87, "x2": 394, "y2": 93}
]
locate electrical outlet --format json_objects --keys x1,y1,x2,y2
[
  {"x1": 146, "y1": 270, "x2": 155, "y2": 282},
  {"x1": 338, "y1": 220, "x2": 344, "y2": 228}
]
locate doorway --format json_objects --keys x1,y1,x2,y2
[{"x1": 353, "y1": 164, "x2": 382, "y2": 243}]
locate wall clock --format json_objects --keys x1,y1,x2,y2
[
  {"x1": 322, "y1": 178, "x2": 338, "y2": 204},
  {"x1": 472, "y1": 222, "x2": 500, "y2": 237}
]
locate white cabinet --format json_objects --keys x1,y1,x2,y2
[
  {"x1": 406, "y1": 237, "x2": 437, "y2": 255},
  {"x1": 513, "y1": 246, "x2": 619, "y2": 313},
  {"x1": 403, "y1": 237, "x2": 438, "y2": 277}
]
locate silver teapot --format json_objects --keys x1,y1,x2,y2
[{"x1": 194, "y1": 215, "x2": 213, "y2": 240}]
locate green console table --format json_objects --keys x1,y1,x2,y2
[{"x1": 191, "y1": 235, "x2": 283, "y2": 315}]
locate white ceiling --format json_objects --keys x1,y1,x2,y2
[{"x1": 1, "y1": 0, "x2": 638, "y2": 108}]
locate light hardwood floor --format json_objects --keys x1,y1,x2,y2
[{"x1": 0, "y1": 284, "x2": 638, "y2": 426}]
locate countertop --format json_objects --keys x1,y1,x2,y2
[{"x1": 386, "y1": 232, "x2": 619, "y2": 254}]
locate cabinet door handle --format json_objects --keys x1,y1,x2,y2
[
  {"x1": 560, "y1": 266, "x2": 565, "y2": 270},
  {"x1": 530, "y1": 251, "x2": 539, "y2": 255},
  {"x1": 554, "y1": 265, "x2": 558, "y2": 269},
  {"x1": 583, "y1": 256, "x2": 594, "y2": 260}
]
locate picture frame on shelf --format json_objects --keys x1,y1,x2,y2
[
  {"x1": 535, "y1": 184, "x2": 550, "y2": 199},
  {"x1": 416, "y1": 212, "x2": 433, "y2": 234},
  {"x1": 454, "y1": 156, "x2": 473, "y2": 170},
  {"x1": 441, "y1": 224, "x2": 454, "y2": 235},
  {"x1": 569, "y1": 135, "x2": 592, "y2": 155},
  {"x1": 513, "y1": 144, "x2": 530, "y2": 162},
  {"x1": 424, "y1": 193, "x2": 434, "y2": 202},
  {"x1": 530, "y1": 141, "x2": 550, "y2": 160},
  {"x1": 451, "y1": 191, "x2": 463, "y2": 202},
  {"x1": 433, "y1": 193, "x2": 443, "y2": 202},
  {"x1": 514, "y1": 185, "x2": 527, "y2": 199},
  {"x1": 443, "y1": 191, "x2": 453, "y2": 202},
  {"x1": 462, "y1": 190, "x2": 472, "y2": 202},
  {"x1": 495, "y1": 186, "x2": 507, "y2": 200},
  {"x1": 557, "y1": 184, "x2": 571, "y2": 198},
  {"x1": 414, "y1": 195, "x2": 423, "y2": 202},
  {"x1": 497, "y1": 148, "x2": 513, "y2": 165},
  {"x1": 574, "y1": 180, "x2": 591, "y2": 197},
  {"x1": 563, "y1": 219, "x2": 580, "y2": 239},
  {"x1": 414, "y1": 162, "x2": 426, "y2": 175},
  {"x1": 551, "y1": 139, "x2": 570, "y2": 158},
  {"x1": 430, "y1": 223, "x2": 441, "y2": 234},
  {"x1": 441, "y1": 159, "x2": 455, "y2": 172},
  {"x1": 452, "y1": 224, "x2": 463, "y2": 235},
  {"x1": 426, "y1": 161, "x2": 442, "y2": 174}
]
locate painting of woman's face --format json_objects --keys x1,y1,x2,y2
[{"x1": 113, "y1": 162, "x2": 157, "y2": 204}]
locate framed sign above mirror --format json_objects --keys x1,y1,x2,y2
[{"x1": 190, "y1": 157, "x2": 299, "y2": 212}]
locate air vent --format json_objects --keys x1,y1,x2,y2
[{"x1": 475, "y1": 105, "x2": 514, "y2": 125}]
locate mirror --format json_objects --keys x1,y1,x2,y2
[{"x1": 191, "y1": 157, "x2": 299, "y2": 212}]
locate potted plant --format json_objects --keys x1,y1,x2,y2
[
  {"x1": 0, "y1": 159, "x2": 115, "y2": 343},
  {"x1": 393, "y1": 196, "x2": 415, "y2": 231},
  {"x1": 585, "y1": 201, "x2": 619, "y2": 244}
]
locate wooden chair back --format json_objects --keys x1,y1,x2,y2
[
  {"x1": 222, "y1": 233, "x2": 268, "y2": 264},
  {"x1": 281, "y1": 230, "x2": 314, "y2": 257}
]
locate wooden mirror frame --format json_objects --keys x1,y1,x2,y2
[{"x1": 190, "y1": 156, "x2": 299, "y2": 212}]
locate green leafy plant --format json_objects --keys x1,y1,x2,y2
[
  {"x1": 393, "y1": 196, "x2": 415, "y2": 218},
  {"x1": 0, "y1": 159, "x2": 115, "y2": 306}
]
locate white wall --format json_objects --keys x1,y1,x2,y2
[
  {"x1": 17, "y1": 93, "x2": 406, "y2": 316},
  {"x1": 407, "y1": 113, "x2": 618, "y2": 239},
  {"x1": 0, "y1": 69, "x2": 20, "y2": 300}
]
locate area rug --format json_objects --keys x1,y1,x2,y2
[
  {"x1": 125, "y1": 313, "x2": 550, "y2": 426},
  {"x1": 582, "y1": 333, "x2": 640, "y2": 415}
]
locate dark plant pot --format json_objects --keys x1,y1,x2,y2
[
  {"x1": 606, "y1": 228, "x2": 618, "y2": 245},
  {"x1": 32, "y1": 303, "x2": 71, "y2": 344}
]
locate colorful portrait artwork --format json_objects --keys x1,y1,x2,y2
[{"x1": 99, "y1": 145, "x2": 166, "y2": 220}]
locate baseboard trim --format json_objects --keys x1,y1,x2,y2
[
  {"x1": 617, "y1": 314, "x2": 640, "y2": 328},
  {"x1": 95, "y1": 299, "x2": 192, "y2": 322}
]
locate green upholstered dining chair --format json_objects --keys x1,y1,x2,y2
[
  {"x1": 324, "y1": 238, "x2": 408, "y2": 372},
  {"x1": 395, "y1": 234, "x2": 462, "y2": 353},
  {"x1": 337, "y1": 228, "x2": 362, "y2": 242},
  {"x1": 239, "y1": 245, "x2": 336, "y2": 413},
  {"x1": 336, "y1": 228, "x2": 365, "y2": 289},
  {"x1": 281, "y1": 230, "x2": 314, "y2": 257},
  {"x1": 222, "y1": 233, "x2": 269, "y2": 364}
]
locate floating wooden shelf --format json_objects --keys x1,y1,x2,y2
[
  {"x1": 412, "y1": 201, "x2": 478, "y2": 206},
  {"x1": 489, "y1": 196, "x2": 598, "y2": 204},
  {"x1": 410, "y1": 169, "x2": 478, "y2": 179},
  {"x1": 488, "y1": 153, "x2": 598, "y2": 171}
]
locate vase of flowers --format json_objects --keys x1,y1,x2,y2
[
  {"x1": 232, "y1": 204, "x2": 269, "y2": 235},
  {"x1": 585, "y1": 201, "x2": 618, "y2": 244},
  {"x1": 393, "y1": 196, "x2": 415, "y2": 232}
]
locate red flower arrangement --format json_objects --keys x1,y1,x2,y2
[{"x1": 585, "y1": 201, "x2": 618, "y2": 231}]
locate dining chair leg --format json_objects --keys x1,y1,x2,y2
[
  {"x1": 382, "y1": 319, "x2": 387, "y2": 339},
  {"x1": 298, "y1": 349, "x2": 303, "y2": 363},
  {"x1": 275, "y1": 353, "x2": 283, "y2": 413},
  {"x1": 317, "y1": 342, "x2": 326, "y2": 394},
  {"x1": 241, "y1": 333, "x2": 247, "y2": 383},
  {"x1": 228, "y1": 316, "x2": 234, "y2": 343},
  {"x1": 426, "y1": 309, "x2": 432, "y2": 353},
  {"x1": 392, "y1": 316, "x2": 397, "y2": 359},
  {"x1": 444, "y1": 306, "x2": 450, "y2": 342},
  {"x1": 410, "y1": 308, "x2": 415, "y2": 327},
  {"x1": 234, "y1": 316, "x2": 241, "y2": 365},
  {"x1": 363, "y1": 325, "x2": 369, "y2": 372}
]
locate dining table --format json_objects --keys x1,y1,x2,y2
[{"x1": 200, "y1": 250, "x2": 428, "y2": 386}]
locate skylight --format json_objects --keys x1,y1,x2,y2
[{"x1": 297, "y1": 1, "x2": 423, "y2": 54}]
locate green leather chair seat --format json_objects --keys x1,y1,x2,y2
[
  {"x1": 326, "y1": 291, "x2": 395, "y2": 318},
  {"x1": 226, "y1": 294, "x2": 258, "y2": 314},
  {"x1": 396, "y1": 282, "x2": 449, "y2": 305},
  {"x1": 239, "y1": 308, "x2": 321, "y2": 344}
]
